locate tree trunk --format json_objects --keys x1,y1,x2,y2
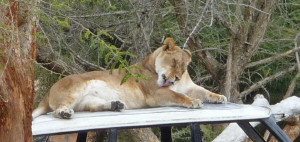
[
  {"x1": 0, "y1": 1, "x2": 38, "y2": 142},
  {"x1": 222, "y1": 0, "x2": 275, "y2": 102}
]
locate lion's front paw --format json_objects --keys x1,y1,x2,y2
[
  {"x1": 185, "y1": 99, "x2": 203, "y2": 109},
  {"x1": 216, "y1": 95, "x2": 227, "y2": 104},
  {"x1": 208, "y1": 93, "x2": 227, "y2": 104}
]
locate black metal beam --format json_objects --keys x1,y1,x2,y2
[
  {"x1": 76, "y1": 132, "x2": 87, "y2": 142},
  {"x1": 261, "y1": 116, "x2": 292, "y2": 142},
  {"x1": 237, "y1": 121, "x2": 265, "y2": 142},
  {"x1": 160, "y1": 126, "x2": 172, "y2": 142},
  {"x1": 190, "y1": 124, "x2": 203, "y2": 142},
  {"x1": 108, "y1": 129, "x2": 118, "y2": 142}
]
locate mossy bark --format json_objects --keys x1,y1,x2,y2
[{"x1": 0, "y1": 1, "x2": 38, "y2": 141}]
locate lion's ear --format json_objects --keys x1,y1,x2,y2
[
  {"x1": 184, "y1": 49, "x2": 192, "y2": 64},
  {"x1": 163, "y1": 38, "x2": 176, "y2": 51},
  {"x1": 184, "y1": 49, "x2": 192, "y2": 57}
]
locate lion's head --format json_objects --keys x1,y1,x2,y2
[{"x1": 155, "y1": 38, "x2": 191, "y2": 87}]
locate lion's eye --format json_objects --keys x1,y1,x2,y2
[{"x1": 172, "y1": 59, "x2": 177, "y2": 67}]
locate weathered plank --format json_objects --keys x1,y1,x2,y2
[{"x1": 32, "y1": 103, "x2": 270, "y2": 136}]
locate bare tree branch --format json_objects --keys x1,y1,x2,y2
[
  {"x1": 66, "y1": 48, "x2": 105, "y2": 71},
  {"x1": 69, "y1": 11, "x2": 131, "y2": 18},
  {"x1": 215, "y1": 16, "x2": 235, "y2": 35},
  {"x1": 246, "y1": 47, "x2": 300, "y2": 68},
  {"x1": 37, "y1": 47, "x2": 85, "y2": 75},
  {"x1": 283, "y1": 74, "x2": 298, "y2": 99},
  {"x1": 240, "y1": 65, "x2": 297, "y2": 97},
  {"x1": 294, "y1": 33, "x2": 300, "y2": 71},
  {"x1": 183, "y1": 0, "x2": 210, "y2": 49},
  {"x1": 221, "y1": 0, "x2": 271, "y2": 15},
  {"x1": 170, "y1": 0, "x2": 224, "y2": 83},
  {"x1": 283, "y1": 32, "x2": 300, "y2": 99}
]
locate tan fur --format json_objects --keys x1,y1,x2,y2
[{"x1": 32, "y1": 38, "x2": 227, "y2": 119}]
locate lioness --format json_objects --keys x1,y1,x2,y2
[{"x1": 32, "y1": 38, "x2": 227, "y2": 119}]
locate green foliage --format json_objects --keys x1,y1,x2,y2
[
  {"x1": 0, "y1": 22, "x2": 11, "y2": 43},
  {"x1": 36, "y1": 31, "x2": 47, "y2": 47},
  {"x1": 236, "y1": 1, "x2": 300, "y2": 104},
  {"x1": 172, "y1": 126, "x2": 191, "y2": 142},
  {"x1": 0, "y1": 62, "x2": 3, "y2": 71},
  {"x1": 53, "y1": 16, "x2": 71, "y2": 31},
  {"x1": 79, "y1": 28, "x2": 147, "y2": 84},
  {"x1": 0, "y1": 49, "x2": 4, "y2": 57},
  {"x1": 201, "y1": 125, "x2": 223, "y2": 142},
  {"x1": 38, "y1": 0, "x2": 150, "y2": 85},
  {"x1": 52, "y1": 0, "x2": 72, "y2": 11},
  {"x1": 172, "y1": 125, "x2": 223, "y2": 142},
  {"x1": 120, "y1": 66, "x2": 151, "y2": 85}
]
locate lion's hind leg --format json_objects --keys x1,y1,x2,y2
[
  {"x1": 53, "y1": 106, "x2": 75, "y2": 119},
  {"x1": 50, "y1": 94, "x2": 77, "y2": 119}
]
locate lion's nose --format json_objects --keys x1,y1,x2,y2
[{"x1": 162, "y1": 74, "x2": 166, "y2": 80}]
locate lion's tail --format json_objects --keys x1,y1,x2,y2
[{"x1": 32, "y1": 93, "x2": 51, "y2": 119}]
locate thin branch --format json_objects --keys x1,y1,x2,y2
[
  {"x1": 128, "y1": 0, "x2": 157, "y2": 53},
  {"x1": 221, "y1": 0, "x2": 271, "y2": 15},
  {"x1": 209, "y1": 0, "x2": 214, "y2": 27},
  {"x1": 69, "y1": 11, "x2": 131, "y2": 18},
  {"x1": 194, "y1": 74, "x2": 212, "y2": 84},
  {"x1": 191, "y1": 48, "x2": 226, "y2": 53},
  {"x1": 246, "y1": 47, "x2": 300, "y2": 68},
  {"x1": 278, "y1": 3, "x2": 300, "y2": 7},
  {"x1": 215, "y1": 16, "x2": 235, "y2": 35},
  {"x1": 283, "y1": 74, "x2": 298, "y2": 99},
  {"x1": 240, "y1": 65, "x2": 297, "y2": 97},
  {"x1": 66, "y1": 48, "x2": 105, "y2": 71},
  {"x1": 183, "y1": 0, "x2": 210, "y2": 49},
  {"x1": 170, "y1": 0, "x2": 224, "y2": 83},
  {"x1": 225, "y1": 38, "x2": 233, "y2": 100},
  {"x1": 34, "y1": 60, "x2": 65, "y2": 76},
  {"x1": 283, "y1": 32, "x2": 300, "y2": 99},
  {"x1": 38, "y1": 24, "x2": 54, "y2": 52},
  {"x1": 294, "y1": 33, "x2": 300, "y2": 71}
]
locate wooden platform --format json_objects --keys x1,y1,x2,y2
[{"x1": 32, "y1": 103, "x2": 270, "y2": 136}]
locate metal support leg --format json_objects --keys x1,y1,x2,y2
[
  {"x1": 237, "y1": 121, "x2": 265, "y2": 142},
  {"x1": 160, "y1": 126, "x2": 172, "y2": 142},
  {"x1": 108, "y1": 129, "x2": 118, "y2": 142},
  {"x1": 190, "y1": 124, "x2": 203, "y2": 142},
  {"x1": 76, "y1": 132, "x2": 87, "y2": 142},
  {"x1": 261, "y1": 115, "x2": 292, "y2": 142}
]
